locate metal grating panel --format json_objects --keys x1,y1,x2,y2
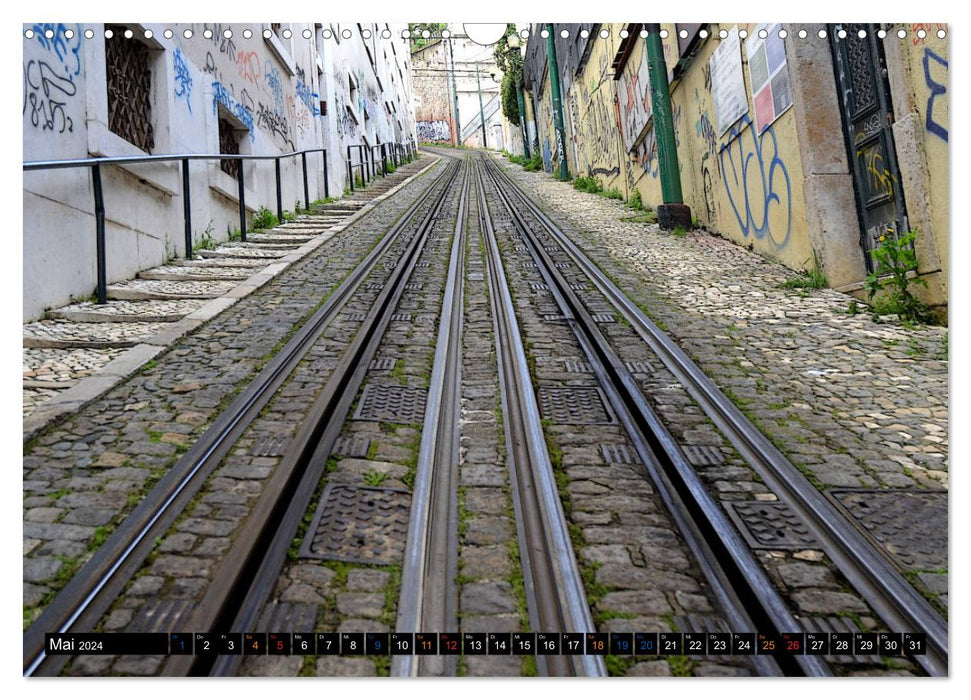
[
  {"x1": 404, "y1": 283, "x2": 423, "y2": 290},
  {"x1": 391, "y1": 313, "x2": 413, "y2": 322},
  {"x1": 625, "y1": 360, "x2": 656, "y2": 375},
  {"x1": 563, "y1": 358, "x2": 593, "y2": 373},
  {"x1": 250, "y1": 436, "x2": 287, "y2": 457},
  {"x1": 344, "y1": 312, "x2": 366, "y2": 322},
  {"x1": 127, "y1": 599, "x2": 195, "y2": 633},
  {"x1": 105, "y1": 26, "x2": 154, "y2": 153},
  {"x1": 332, "y1": 435, "x2": 371, "y2": 458},
  {"x1": 537, "y1": 386, "x2": 613, "y2": 424},
  {"x1": 571, "y1": 284, "x2": 591, "y2": 292},
  {"x1": 531, "y1": 282, "x2": 549, "y2": 291},
  {"x1": 353, "y1": 384, "x2": 428, "y2": 423},
  {"x1": 591, "y1": 313, "x2": 616, "y2": 323},
  {"x1": 682, "y1": 444, "x2": 726, "y2": 467},
  {"x1": 724, "y1": 501, "x2": 819, "y2": 550},
  {"x1": 369, "y1": 357, "x2": 396, "y2": 371},
  {"x1": 542, "y1": 314, "x2": 567, "y2": 322},
  {"x1": 554, "y1": 262, "x2": 571, "y2": 269},
  {"x1": 601, "y1": 443, "x2": 642, "y2": 465},
  {"x1": 828, "y1": 489, "x2": 948, "y2": 571},
  {"x1": 299, "y1": 484, "x2": 410, "y2": 565}
]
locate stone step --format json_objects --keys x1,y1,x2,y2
[
  {"x1": 107, "y1": 279, "x2": 237, "y2": 300},
  {"x1": 195, "y1": 247, "x2": 287, "y2": 260},
  {"x1": 23, "y1": 319, "x2": 171, "y2": 349},
  {"x1": 139, "y1": 266, "x2": 252, "y2": 282},
  {"x1": 47, "y1": 298, "x2": 206, "y2": 323}
]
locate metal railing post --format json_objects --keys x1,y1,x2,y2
[
  {"x1": 301, "y1": 152, "x2": 309, "y2": 211},
  {"x1": 323, "y1": 149, "x2": 329, "y2": 199},
  {"x1": 381, "y1": 144, "x2": 387, "y2": 176},
  {"x1": 275, "y1": 157, "x2": 283, "y2": 223},
  {"x1": 347, "y1": 146, "x2": 354, "y2": 192},
  {"x1": 237, "y1": 159, "x2": 247, "y2": 241},
  {"x1": 92, "y1": 164, "x2": 107, "y2": 304},
  {"x1": 182, "y1": 158, "x2": 192, "y2": 259}
]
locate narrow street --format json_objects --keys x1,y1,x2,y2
[{"x1": 22, "y1": 22, "x2": 949, "y2": 682}]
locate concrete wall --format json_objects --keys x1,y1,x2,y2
[
  {"x1": 522, "y1": 23, "x2": 948, "y2": 308},
  {"x1": 23, "y1": 22, "x2": 417, "y2": 321}
]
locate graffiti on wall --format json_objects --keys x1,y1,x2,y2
[
  {"x1": 617, "y1": 48, "x2": 652, "y2": 153},
  {"x1": 256, "y1": 102, "x2": 294, "y2": 149},
  {"x1": 235, "y1": 50, "x2": 261, "y2": 85},
  {"x1": 173, "y1": 47, "x2": 193, "y2": 113},
  {"x1": 416, "y1": 120, "x2": 450, "y2": 142},
  {"x1": 212, "y1": 81, "x2": 255, "y2": 136},
  {"x1": 718, "y1": 115, "x2": 792, "y2": 248},
  {"x1": 922, "y1": 48, "x2": 948, "y2": 142},
  {"x1": 23, "y1": 23, "x2": 83, "y2": 135}
]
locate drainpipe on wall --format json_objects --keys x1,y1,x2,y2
[
  {"x1": 645, "y1": 23, "x2": 692, "y2": 229},
  {"x1": 546, "y1": 24, "x2": 570, "y2": 180}
]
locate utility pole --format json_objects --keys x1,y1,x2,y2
[
  {"x1": 475, "y1": 61, "x2": 488, "y2": 148},
  {"x1": 545, "y1": 24, "x2": 569, "y2": 180},
  {"x1": 448, "y1": 37, "x2": 460, "y2": 147},
  {"x1": 644, "y1": 24, "x2": 691, "y2": 229}
]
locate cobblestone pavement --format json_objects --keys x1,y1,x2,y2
[
  {"x1": 494, "y1": 153, "x2": 948, "y2": 624},
  {"x1": 69, "y1": 155, "x2": 464, "y2": 677},
  {"x1": 24, "y1": 157, "x2": 441, "y2": 632}
]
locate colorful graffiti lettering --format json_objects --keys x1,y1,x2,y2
[
  {"x1": 256, "y1": 102, "x2": 294, "y2": 149},
  {"x1": 31, "y1": 23, "x2": 82, "y2": 76},
  {"x1": 296, "y1": 79, "x2": 321, "y2": 116},
  {"x1": 922, "y1": 48, "x2": 948, "y2": 142},
  {"x1": 23, "y1": 59, "x2": 77, "y2": 133},
  {"x1": 212, "y1": 81, "x2": 255, "y2": 137},
  {"x1": 718, "y1": 116, "x2": 792, "y2": 248},
  {"x1": 235, "y1": 50, "x2": 261, "y2": 85},
  {"x1": 416, "y1": 120, "x2": 450, "y2": 142},
  {"x1": 173, "y1": 48, "x2": 192, "y2": 113},
  {"x1": 265, "y1": 64, "x2": 283, "y2": 110}
]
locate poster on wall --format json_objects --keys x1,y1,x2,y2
[
  {"x1": 746, "y1": 22, "x2": 793, "y2": 133},
  {"x1": 708, "y1": 25, "x2": 748, "y2": 136}
]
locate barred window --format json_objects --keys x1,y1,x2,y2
[
  {"x1": 218, "y1": 118, "x2": 240, "y2": 178},
  {"x1": 105, "y1": 25, "x2": 155, "y2": 153}
]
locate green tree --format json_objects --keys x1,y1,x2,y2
[
  {"x1": 408, "y1": 23, "x2": 448, "y2": 50},
  {"x1": 494, "y1": 25, "x2": 523, "y2": 126}
]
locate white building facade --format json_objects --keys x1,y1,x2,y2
[{"x1": 23, "y1": 22, "x2": 417, "y2": 321}]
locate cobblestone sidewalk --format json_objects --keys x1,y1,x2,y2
[{"x1": 497, "y1": 155, "x2": 948, "y2": 495}]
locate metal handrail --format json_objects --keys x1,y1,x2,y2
[{"x1": 23, "y1": 148, "x2": 329, "y2": 304}]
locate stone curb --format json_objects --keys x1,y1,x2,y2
[{"x1": 23, "y1": 155, "x2": 441, "y2": 442}]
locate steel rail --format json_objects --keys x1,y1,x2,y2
[
  {"x1": 22, "y1": 157, "x2": 449, "y2": 677},
  {"x1": 392, "y1": 158, "x2": 470, "y2": 677},
  {"x1": 474, "y1": 159, "x2": 607, "y2": 678},
  {"x1": 480, "y1": 154, "x2": 827, "y2": 676},
  {"x1": 486, "y1": 155, "x2": 948, "y2": 677},
  {"x1": 165, "y1": 157, "x2": 465, "y2": 677}
]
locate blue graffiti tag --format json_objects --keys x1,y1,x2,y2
[
  {"x1": 718, "y1": 115, "x2": 792, "y2": 248},
  {"x1": 173, "y1": 48, "x2": 192, "y2": 113},
  {"x1": 922, "y1": 48, "x2": 948, "y2": 142},
  {"x1": 212, "y1": 81, "x2": 255, "y2": 138},
  {"x1": 295, "y1": 79, "x2": 321, "y2": 116},
  {"x1": 265, "y1": 64, "x2": 283, "y2": 110},
  {"x1": 31, "y1": 23, "x2": 83, "y2": 76}
]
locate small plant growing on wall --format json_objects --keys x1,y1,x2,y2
[{"x1": 863, "y1": 229, "x2": 932, "y2": 324}]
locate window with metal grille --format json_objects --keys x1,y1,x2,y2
[
  {"x1": 218, "y1": 118, "x2": 240, "y2": 178},
  {"x1": 105, "y1": 25, "x2": 155, "y2": 153}
]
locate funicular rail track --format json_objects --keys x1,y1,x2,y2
[
  {"x1": 23, "y1": 157, "x2": 455, "y2": 677},
  {"x1": 478, "y1": 152, "x2": 947, "y2": 677}
]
